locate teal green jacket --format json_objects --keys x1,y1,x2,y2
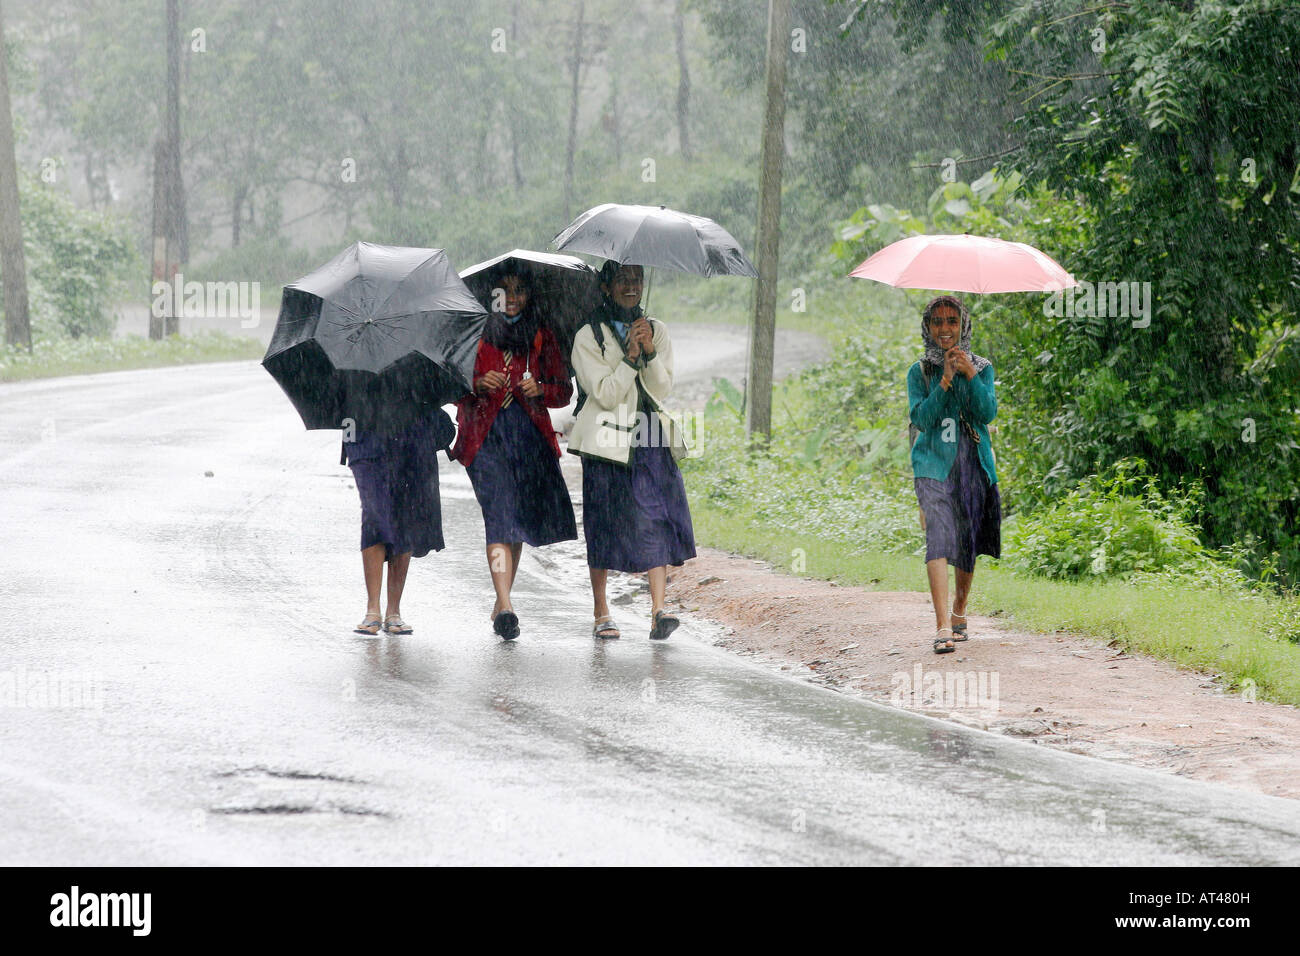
[{"x1": 907, "y1": 360, "x2": 998, "y2": 486}]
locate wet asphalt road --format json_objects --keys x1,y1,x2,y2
[{"x1": 2, "y1": 353, "x2": 1300, "y2": 865}]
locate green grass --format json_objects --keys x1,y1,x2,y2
[
  {"x1": 686, "y1": 492, "x2": 1300, "y2": 707},
  {"x1": 0, "y1": 331, "x2": 264, "y2": 382}
]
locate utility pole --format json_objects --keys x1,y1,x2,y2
[
  {"x1": 744, "y1": 0, "x2": 790, "y2": 441},
  {"x1": 0, "y1": 0, "x2": 31, "y2": 350},
  {"x1": 151, "y1": 0, "x2": 185, "y2": 338},
  {"x1": 562, "y1": 0, "x2": 585, "y2": 224}
]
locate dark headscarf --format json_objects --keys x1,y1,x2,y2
[
  {"x1": 482, "y1": 266, "x2": 543, "y2": 355},
  {"x1": 921, "y1": 294, "x2": 991, "y2": 373}
]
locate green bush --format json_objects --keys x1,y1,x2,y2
[
  {"x1": 1003, "y1": 460, "x2": 1217, "y2": 581},
  {"x1": 5, "y1": 173, "x2": 137, "y2": 340}
]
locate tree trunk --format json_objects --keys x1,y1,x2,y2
[
  {"x1": 563, "y1": 0, "x2": 585, "y2": 223},
  {"x1": 509, "y1": 0, "x2": 524, "y2": 190},
  {"x1": 0, "y1": 0, "x2": 32, "y2": 351},
  {"x1": 152, "y1": 0, "x2": 186, "y2": 338},
  {"x1": 745, "y1": 0, "x2": 791, "y2": 441},
  {"x1": 232, "y1": 185, "x2": 247, "y2": 247},
  {"x1": 674, "y1": 0, "x2": 691, "y2": 162},
  {"x1": 166, "y1": 0, "x2": 186, "y2": 268},
  {"x1": 609, "y1": 73, "x2": 622, "y2": 168}
]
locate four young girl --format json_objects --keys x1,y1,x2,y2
[{"x1": 344, "y1": 271, "x2": 1000, "y2": 655}]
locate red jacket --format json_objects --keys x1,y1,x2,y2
[{"x1": 451, "y1": 326, "x2": 573, "y2": 467}]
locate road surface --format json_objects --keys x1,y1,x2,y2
[{"x1": 2, "y1": 337, "x2": 1299, "y2": 864}]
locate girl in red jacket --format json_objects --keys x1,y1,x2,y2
[{"x1": 451, "y1": 267, "x2": 577, "y2": 640}]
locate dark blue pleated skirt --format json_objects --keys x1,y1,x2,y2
[
  {"x1": 582, "y1": 442, "x2": 696, "y2": 573},
  {"x1": 345, "y1": 418, "x2": 444, "y2": 559},
  {"x1": 465, "y1": 401, "x2": 577, "y2": 547},
  {"x1": 914, "y1": 429, "x2": 1001, "y2": 573}
]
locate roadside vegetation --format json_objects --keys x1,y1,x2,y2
[{"x1": 678, "y1": 186, "x2": 1300, "y2": 704}]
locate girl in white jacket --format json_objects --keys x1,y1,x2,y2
[{"x1": 569, "y1": 261, "x2": 695, "y2": 640}]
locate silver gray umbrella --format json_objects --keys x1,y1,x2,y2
[{"x1": 551, "y1": 203, "x2": 757, "y2": 278}]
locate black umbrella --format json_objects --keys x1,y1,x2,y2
[
  {"x1": 263, "y1": 242, "x2": 487, "y2": 435},
  {"x1": 550, "y1": 203, "x2": 757, "y2": 277},
  {"x1": 459, "y1": 248, "x2": 600, "y2": 357}
]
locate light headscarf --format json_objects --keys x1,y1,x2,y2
[{"x1": 921, "y1": 295, "x2": 990, "y2": 373}]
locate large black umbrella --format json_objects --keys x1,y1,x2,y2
[
  {"x1": 459, "y1": 248, "x2": 600, "y2": 357},
  {"x1": 550, "y1": 203, "x2": 757, "y2": 277},
  {"x1": 263, "y1": 242, "x2": 487, "y2": 434}
]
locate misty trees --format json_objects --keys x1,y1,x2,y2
[{"x1": 0, "y1": 0, "x2": 30, "y2": 349}]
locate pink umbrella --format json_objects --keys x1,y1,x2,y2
[{"x1": 848, "y1": 234, "x2": 1077, "y2": 293}]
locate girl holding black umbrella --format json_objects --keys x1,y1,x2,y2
[
  {"x1": 568, "y1": 261, "x2": 696, "y2": 640},
  {"x1": 452, "y1": 265, "x2": 577, "y2": 640},
  {"x1": 344, "y1": 407, "x2": 455, "y2": 636}
]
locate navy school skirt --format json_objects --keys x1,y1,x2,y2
[
  {"x1": 914, "y1": 428, "x2": 1001, "y2": 573},
  {"x1": 344, "y1": 418, "x2": 445, "y2": 559},
  {"x1": 465, "y1": 401, "x2": 577, "y2": 546},
  {"x1": 582, "y1": 442, "x2": 696, "y2": 573}
]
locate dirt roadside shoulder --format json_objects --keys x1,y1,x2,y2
[{"x1": 666, "y1": 548, "x2": 1300, "y2": 801}]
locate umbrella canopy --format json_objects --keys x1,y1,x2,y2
[
  {"x1": 459, "y1": 248, "x2": 600, "y2": 356},
  {"x1": 551, "y1": 203, "x2": 757, "y2": 278},
  {"x1": 263, "y1": 242, "x2": 487, "y2": 433},
  {"x1": 848, "y1": 233, "x2": 1077, "y2": 294}
]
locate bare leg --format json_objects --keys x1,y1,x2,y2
[
  {"x1": 361, "y1": 544, "x2": 386, "y2": 620},
  {"x1": 953, "y1": 566, "x2": 974, "y2": 617},
  {"x1": 487, "y1": 543, "x2": 514, "y2": 618},
  {"x1": 926, "y1": 558, "x2": 951, "y2": 631},
  {"x1": 590, "y1": 567, "x2": 610, "y2": 621},
  {"x1": 647, "y1": 566, "x2": 667, "y2": 616},
  {"x1": 509, "y1": 542, "x2": 523, "y2": 589},
  {"x1": 385, "y1": 551, "x2": 411, "y2": 619}
]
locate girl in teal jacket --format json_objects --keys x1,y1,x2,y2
[{"x1": 907, "y1": 295, "x2": 1002, "y2": 653}]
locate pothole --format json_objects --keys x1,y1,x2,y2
[{"x1": 209, "y1": 766, "x2": 388, "y2": 818}]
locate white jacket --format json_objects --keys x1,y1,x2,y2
[{"x1": 568, "y1": 317, "x2": 691, "y2": 464}]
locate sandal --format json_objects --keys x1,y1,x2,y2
[
  {"x1": 593, "y1": 616, "x2": 620, "y2": 640},
  {"x1": 354, "y1": 616, "x2": 382, "y2": 635},
  {"x1": 650, "y1": 609, "x2": 679, "y2": 641},
  {"x1": 950, "y1": 612, "x2": 969, "y2": 642},
  {"x1": 493, "y1": 610, "x2": 520, "y2": 641},
  {"x1": 933, "y1": 627, "x2": 955, "y2": 654},
  {"x1": 384, "y1": 615, "x2": 413, "y2": 635}
]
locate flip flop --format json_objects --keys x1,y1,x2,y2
[
  {"x1": 354, "y1": 616, "x2": 382, "y2": 635},
  {"x1": 384, "y1": 615, "x2": 413, "y2": 635},
  {"x1": 650, "y1": 609, "x2": 679, "y2": 641},
  {"x1": 493, "y1": 610, "x2": 520, "y2": 641},
  {"x1": 593, "y1": 616, "x2": 620, "y2": 640}
]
